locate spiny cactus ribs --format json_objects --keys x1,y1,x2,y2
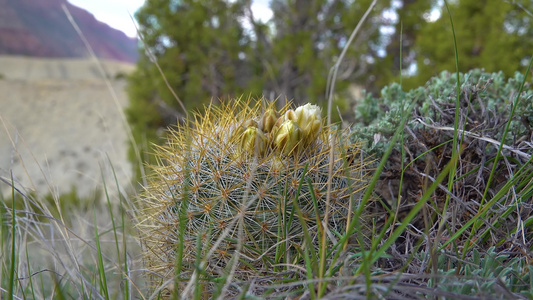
[{"x1": 137, "y1": 98, "x2": 368, "y2": 284}]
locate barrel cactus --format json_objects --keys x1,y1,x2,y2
[{"x1": 137, "y1": 98, "x2": 369, "y2": 292}]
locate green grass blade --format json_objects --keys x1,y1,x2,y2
[
  {"x1": 25, "y1": 245, "x2": 36, "y2": 299},
  {"x1": 119, "y1": 196, "x2": 130, "y2": 300},
  {"x1": 288, "y1": 176, "x2": 317, "y2": 299},
  {"x1": 104, "y1": 156, "x2": 132, "y2": 299},
  {"x1": 362, "y1": 146, "x2": 461, "y2": 269},
  {"x1": 337, "y1": 99, "x2": 418, "y2": 271},
  {"x1": 479, "y1": 51, "x2": 533, "y2": 208},
  {"x1": 51, "y1": 266, "x2": 67, "y2": 300},
  {"x1": 439, "y1": 155, "x2": 533, "y2": 251},
  {"x1": 100, "y1": 165, "x2": 127, "y2": 299},
  {"x1": 101, "y1": 168, "x2": 121, "y2": 265},
  {"x1": 94, "y1": 207, "x2": 110, "y2": 299},
  {"x1": 173, "y1": 131, "x2": 193, "y2": 299},
  {"x1": 194, "y1": 231, "x2": 204, "y2": 300},
  {"x1": 465, "y1": 54, "x2": 533, "y2": 253},
  {"x1": 441, "y1": 0, "x2": 462, "y2": 251}
]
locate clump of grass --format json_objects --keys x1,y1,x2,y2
[{"x1": 0, "y1": 174, "x2": 144, "y2": 299}]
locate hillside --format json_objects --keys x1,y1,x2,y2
[{"x1": 0, "y1": 0, "x2": 138, "y2": 62}]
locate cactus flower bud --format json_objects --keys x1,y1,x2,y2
[
  {"x1": 243, "y1": 119, "x2": 258, "y2": 129},
  {"x1": 274, "y1": 120, "x2": 302, "y2": 155},
  {"x1": 294, "y1": 103, "x2": 322, "y2": 145},
  {"x1": 271, "y1": 115, "x2": 284, "y2": 134},
  {"x1": 241, "y1": 126, "x2": 267, "y2": 155},
  {"x1": 285, "y1": 109, "x2": 297, "y2": 122},
  {"x1": 260, "y1": 108, "x2": 278, "y2": 133}
]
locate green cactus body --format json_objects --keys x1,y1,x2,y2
[{"x1": 137, "y1": 98, "x2": 368, "y2": 288}]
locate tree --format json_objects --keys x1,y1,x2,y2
[
  {"x1": 126, "y1": 0, "x2": 533, "y2": 182},
  {"x1": 129, "y1": 0, "x2": 255, "y2": 117},
  {"x1": 127, "y1": 0, "x2": 389, "y2": 143},
  {"x1": 409, "y1": 0, "x2": 533, "y2": 88},
  {"x1": 254, "y1": 0, "x2": 387, "y2": 104},
  {"x1": 368, "y1": 0, "x2": 436, "y2": 89},
  {"x1": 127, "y1": 0, "x2": 258, "y2": 177}
]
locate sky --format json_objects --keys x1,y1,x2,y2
[
  {"x1": 67, "y1": 0, "x2": 273, "y2": 38},
  {"x1": 68, "y1": 0, "x2": 145, "y2": 37}
]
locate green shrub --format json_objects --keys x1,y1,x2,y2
[
  {"x1": 350, "y1": 68, "x2": 532, "y2": 267},
  {"x1": 427, "y1": 247, "x2": 533, "y2": 297},
  {"x1": 352, "y1": 69, "x2": 532, "y2": 158},
  {"x1": 349, "y1": 69, "x2": 533, "y2": 298}
]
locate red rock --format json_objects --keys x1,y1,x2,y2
[{"x1": 0, "y1": 0, "x2": 138, "y2": 62}]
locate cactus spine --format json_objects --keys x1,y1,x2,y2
[{"x1": 137, "y1": 98, "x2": 368, "y2": 290}]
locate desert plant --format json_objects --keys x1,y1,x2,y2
[
  {"x1": 136, "y1": 98, "x2": 370, "y2": 295},
  {"x1": 424, "y1": 247, "x2": 533, "y2": 297},
  {"x1": 352, "y1": 70, "x2": 532, "y2": 237},
  {"x1": 354, "y1": 69, "x2": 532, "y2": 156},
  {"x1": 347, "y1": 68, "x2": 533, "y2": 298}
]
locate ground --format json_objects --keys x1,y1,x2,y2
[{"x1": 0, "y1": 55, "x2": 134, "y2": 200}]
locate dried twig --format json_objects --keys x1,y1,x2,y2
[{"x1": 415, "y1": 118, "x2": 531, "y2": 160}]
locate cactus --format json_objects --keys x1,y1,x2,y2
[{"x1": 137, "y1": 98, "x2": 368, "y2": 291}]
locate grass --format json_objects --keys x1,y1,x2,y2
[
  {"x1": 0, "y1": 172, "x2": 144, "y2": 299},
  {"x1": 1, "y1": 115, "x2": 531, "y2": 300},
  {"x1": 1, "y1": 76, "x2": 531, "y2": 298},
  {"x1": 1, "y1": 3, "x2": 532, "y2": 300}
]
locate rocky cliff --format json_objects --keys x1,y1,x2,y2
[{"x1": 0, "y1": 0, "x2": 138, "y2": 62}]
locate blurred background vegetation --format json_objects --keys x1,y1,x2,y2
[{"x1": 126, "y1": 0, "x2": 533, "y2": 175}]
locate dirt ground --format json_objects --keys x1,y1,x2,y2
[{"x1": 0, "y1": 55, "x2": 135, "y2": 201}]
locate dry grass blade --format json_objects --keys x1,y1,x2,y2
[
  {"x1": 62, "y1": 3, "x2": 146, "y2": 187},
  {"x1": 128, "y1": 13, "x2": 188, "y2": 120},
  {"x1": 415, "y1": 118, "x2": 531, "y2": 160}
]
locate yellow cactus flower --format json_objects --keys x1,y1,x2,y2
[
  {"x1": 294, "y1": 103, "x2": 322, "y2": 145},
  {"x1": 274, "y1": 120, "x2": 302, "y2": 155}
]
